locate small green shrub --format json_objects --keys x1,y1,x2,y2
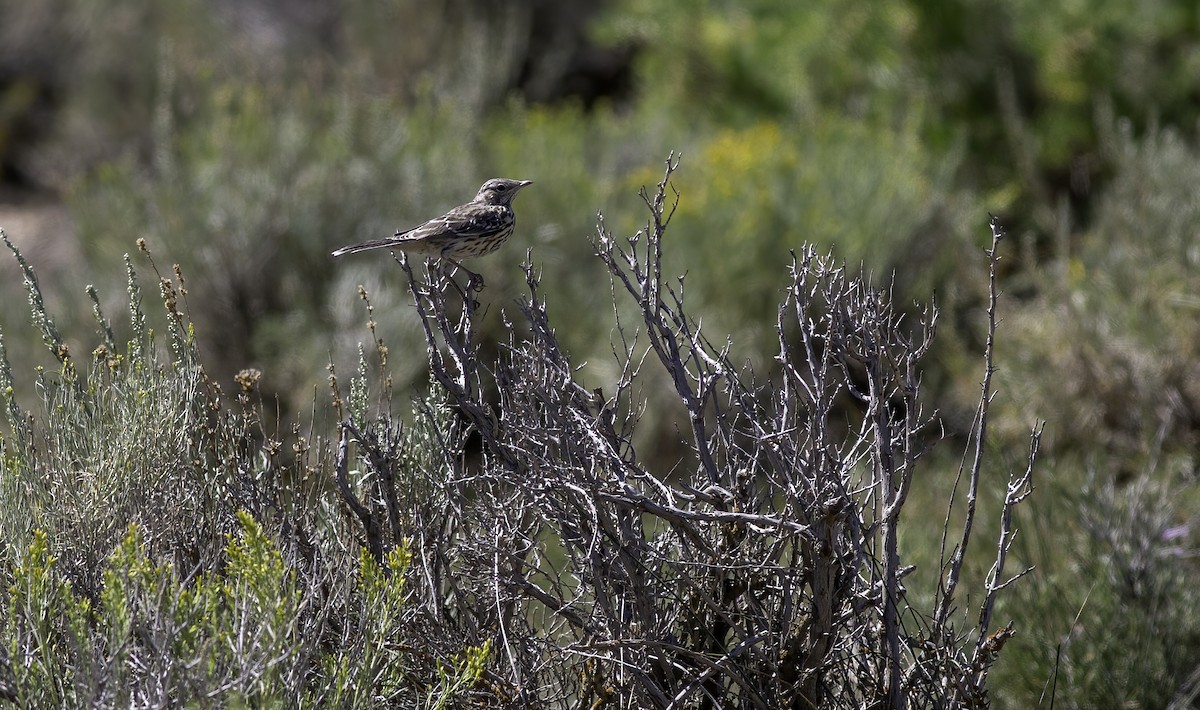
[
  {"x1": 0, "y1": 228, "x2": 490, "y2": 707},
  {"x1": 987, "y1": 123, "x2": 1200, "y2": 709}
]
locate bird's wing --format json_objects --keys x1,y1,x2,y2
[
  {"x1": 394, "y1": 203, "x2": 508, "y2": 242},
  {"x1": 331, "y1": 204, "x2": 508, "y2": 257}
]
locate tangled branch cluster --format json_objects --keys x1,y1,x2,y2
[{"x1": 337, "y1": 158, "x2": 1037, "y2": 709}]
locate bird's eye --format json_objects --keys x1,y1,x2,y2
[{"x1": 495, "y1": 184, "x2": 507, "y2": 191}]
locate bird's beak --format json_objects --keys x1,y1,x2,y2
[{"x1": 518, "y1": 180, "x2": 533, "y2": 188}]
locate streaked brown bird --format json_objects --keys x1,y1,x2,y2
[{"x1": 332, "y1": 178, "x2": 533, "y2": 285}]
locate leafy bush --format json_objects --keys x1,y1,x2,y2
[
  {"x1": 0, "y1": 230, "x2": 489, "y2": 706},
  {"x1": 998, "y1": 471, "x2": 1200, "y2": 710},
  {"x1": 993, "y1": 121, "x2": 1200, "y2": 465},
  {"x1": 986, "y1": 122, "x2": 1200, "y2": 709}
]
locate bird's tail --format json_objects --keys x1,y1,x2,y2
[{"x1": 330, "y1": 238, "x2": 402, "y2": 257}]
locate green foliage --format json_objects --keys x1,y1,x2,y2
[
  {"x1": 595, "y1": 0, "x2": 920, "y2": 123},
  {"x1": 326, "y1": 546, "x2": 412, "y2": 704},
  {"x1": 993, "y1": 122, "x2": 1200, "y2": 465},
  {"x1": 660, "y1": 117, "x2": 970, "y2": 351},
  {"x1": 1002, "y1": 0, "x2": 1200, "y2": 165},
  {"x1": 2, "y1": 515, "x2": 485, "y2": 706},
  {"x1": 4, "y1": 529, "x2": 91, "y2": 706},
  {"x1": 991, "y1": 468, "x2": 1200, "y2": 709},
  {"x1": 0, "y1": 234, "x2": 234, "y2": 595},
  {"x1": 429, "y1": 640, "x2": 492, "y2": 710},
  {"x1": 0, "y1": 231, "x2": 492, "y2": 705},
  {"x1": 980, "y1": 123, "x2": 1200, "y2": 708}
]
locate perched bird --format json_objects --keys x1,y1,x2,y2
[{"x1": 332, "y1": 178, "x2": 533, "y2": 285}]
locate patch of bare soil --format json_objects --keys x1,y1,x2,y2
[{"x1": 0, "y1": 189, "x2": 78, "y2": 273}]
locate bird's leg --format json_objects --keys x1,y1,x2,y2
[
  {"x1": 442, "y1": 258, "x2": 485, "y2": 291},
  {"x1": 441, "y1": 264, "x2": 471, "y2": 301}
]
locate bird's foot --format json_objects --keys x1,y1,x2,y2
[{"x1": 442, "y1": 259, "x2": 484, "y2": 292}]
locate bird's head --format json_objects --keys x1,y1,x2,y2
[{"x1": 474, "y1": 178, "x2": 533, "y2": 206}]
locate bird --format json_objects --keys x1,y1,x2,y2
[{"x1": 332, "y1": 178, "x2": 533, "y2": 287}]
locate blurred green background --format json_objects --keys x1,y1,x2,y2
[{"x1": 1, "y1": 0, "x2": 1198, "y2": 706}]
